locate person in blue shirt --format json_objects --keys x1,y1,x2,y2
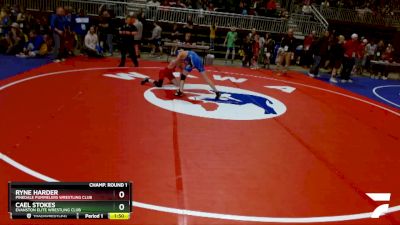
[
  {"x1": 50, "y1": 7, "x2": 67, "y2": 62},
  {"x1": 74, "y1": 9, "x2": 90, "y2": 52},
  {"x1": 0, "y1": 9, "x2": 12, "y2": 37},
  {"x1": 17, "y1": 30, "x2": 46, "y2": 57},
  {"x1": 173, "y1": 50, "x2": 221, "y2": 99}
]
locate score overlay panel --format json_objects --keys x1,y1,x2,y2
[{"x1": 8, "y1": 182, "x2": 132, "y2": 220}]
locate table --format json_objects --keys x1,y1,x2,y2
[{"x1": 370, "y1": 60, "x2": 400, "y2": 77}]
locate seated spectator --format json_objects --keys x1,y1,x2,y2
[
  {"x1": 184, "y1": 32, "x2": 194, "y2": 45},
  {"x1": 16, "y1": 30, "x2": 47, "y2": 58},
  {"x1": 84, "y1": 26, "x2": 103, "y2": 58},
  {"x1": 302, "y1": 2, "x2": 312, "y2": 15},
  {"x1": 147, "y1": 0, "x2": 161, "y2": 7},
  {"x1": 266, "y1": 0, "x2": 277, "y2": 17},
  {"x1": 161, "y1": 0, "x2": 171, "y2": 6},
  {"x1": 4, "y1": 22, "x2": 26, "y2": 55},
  {"x1": 207, "y1": 2, "x2": 215, "y2": 11},
  {"x1": 320, "y1": 0, "x2": 330, "y2": 9},
  {"x1": 171, "y1": 0, "x2": 187, "y2": 8},
  {"x1": 16, "y1": 6, "x2": 30, "y2": 33}
]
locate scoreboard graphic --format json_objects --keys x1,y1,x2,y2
[{"x1": 8, "y1": 182, "x2": 132, "y2": 220}]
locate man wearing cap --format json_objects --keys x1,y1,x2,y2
[
  {"x1": 340, "y1": 33, "x2": 360, "y2": 83},
  {"x1": 118, "y1": 15, "x2": 139, "y2": 67},
  {"x1": 6, "y1": 22, "x2": 25, "y2": 55}
]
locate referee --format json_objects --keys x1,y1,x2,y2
[{"x1": 118, "y1": 15, "x2": 139, "y2": 67}]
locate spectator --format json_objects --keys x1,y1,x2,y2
[
  {"x1": 252, "y1": 33, "x2": 260, "y2": 68},
  {"x1": 238, "y1": 1, "x2": 248, "y2": 15},
  {"x1": 118, "y1": 15, "x2": 138, "y2": 67},
  {"x1": 302, "y1": 30, "x2": 315, "y2": 68},
  {"x1": 183, "y1": 32, "x2": 194, "y2": 45},
  {"x1": 266, "y1": 0, "x2": 277, "y2": 17},
  {"x1": 16, "y1": 6, "x2": 29, "y2": 33},
  {"x1": 170, "y1": 23, "x2": 181, "y2": 55},
  {"x1": 320, "y1": 0, "x2": 329, "y2": 10},
  {"x1": 17, "y1": 29, "x2": 47, "y2": 58},
  {"x1": 329, "y1": 35, "x2": 345, "y2": 83},
  {"x1": 380, "y1": 44, "x2": 394, "y2": 80},
  {"x1": 149, "y1": 21, "x2": 162, "y2": 56},
  {"x1": 207, "y1": 2, "x2": 215, "y2": 11},
  {"x1": 308, "y1": 30, "x2": 330, "y2": 78},
  {"x1": 183, "y1": 20, "x2": 194, "y2": 41},
  {"x1": 370, "y1": 40, "x2": 384, "y2": 79},
  {"x1": 262, "y1": 33, "x2": 275, "y2": 69},
  {"x1": 364, "y1": 39, "x2": 376, "y2": 76},
  {"x1": 161, "y1": 0, "x2": 170, "y2": 6},
  {"x1": 172, "y1": 0, "x2": 187, "y2": 8},
  {"x1": 84, "y1": 26, "x2": 103, "y2": 58},
  {"x1": 147, "y1": 0, "x2": 161, "y2": 7},
  {"x1": 134, "y1": 16, "x2": 143, "y2": 58},
  {"x1": 98, "y1": 10, "x2": 114, "y2": 56},
  {"x1": 277, "y1": 28, "x2": 296, "y2": 75},
  {"x1": 242, "y1": 35, "x2": 253, "y2": 67},
  {"x1": 223, "y1": 26, "x2": 237, "y2": 64},
  {"x1": 74, "y1": 9, "x2": 90, "y2": 53},
  {"x1": 340, "y1": 33, "x2": 360, "y2": 83},
  {"x1": 302, "y1": 2, "x2": 312, "y2": 15},
  {"x1": 209, "y1": 22, "x2": 216, "y2": 50},
  {"x1": 5, "y1": 22, "x2": 25, "y2": 55},
  {"x1": 353, "y1": 38, "x2": 368, "y2": 75},
  {"x1": 0, "y1": 8, "x2": 12, "y2": 37},
  {"x1": 50, "y1": 7, "x2": 67, "y2": 62}
]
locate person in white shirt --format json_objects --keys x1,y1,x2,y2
[
  {"x1": 147, "y1": 0, "x2": 160, "y2": 7},
  {"x1": 84, "y1": 26, "x2": 103, "y2": 58}
]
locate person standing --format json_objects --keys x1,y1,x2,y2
[
  {"x1": 74, "y1": 9, "x2": 90, "y2": 53},
  {"x1": 263, "y1": 33, "x2": 275, "y2": 69},
  {"x1": 98, "y1": 10, "x2": 114, "y2": 56},
  {"x1": 149, "y1": 21, "x2": 162, "y2": 56},
  {"x1": 365, "y1": 40, "x2": 377, "y2": 77},
  {"x1": 223, "y1": 26, "x2": 237, "y2": 64},
  {"x1": 308, "y1": 30, "x2": 330, "y2": 78},
  {"x1": 302, "y1": 31, "x2": 315, "y2": 68},
  {"x1": 133, "y1": 16, "x2": 143, "y2": 58},
  {"x1": 50, "y1": 7, "x2": 67, "y2": 62},
  {"x1": 329, "y1": 35, "x2": 345, "y2": 83},
  {"x1": 209, "y1": 22, "x2": 217, "y2": 50},
  {"x1": 340, "y1": 33, "x2": 359, "y2": 83},
  {"x1": 118, "y1": 15, "x2": 138, "y2": 67}
]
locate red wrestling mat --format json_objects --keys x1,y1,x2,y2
[{"x1": 0, "y1": 56, "x2": 399, "y2": 225}]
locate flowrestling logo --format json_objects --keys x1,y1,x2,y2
[{"x1": 144, "y1": 84, "x2": 287, "y2": 120}]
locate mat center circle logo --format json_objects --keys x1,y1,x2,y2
[{"x1": 144, "y1": 84, "x2": 287, "y2": 120}]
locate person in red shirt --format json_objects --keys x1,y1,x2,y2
[
  {"x1": 252, "y1": 34, "x2": 260, "y2": 68},
  {"x1": 380, "y1": 44, "x2": 394, "y2": 80},
  {"x1": 353, "y1": 38, "x2": 367, "y2": 75},
  {"x1": 340, "y1": 33, "x2": 360, "y2": 83},
  {"x1": 141, "y1": 60, "x2": 183, "y2": 87},
  {"x1": 266, "y1": 0, "x2": 277, "y2": 17}
]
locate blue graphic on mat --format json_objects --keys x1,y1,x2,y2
[{"x1": 204, "y1": 92, "x2": 277, "y2": 114}]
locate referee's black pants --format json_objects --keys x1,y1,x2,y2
[{"x1": 119, "y1": 42, "x2": 138, "y2": 67}]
